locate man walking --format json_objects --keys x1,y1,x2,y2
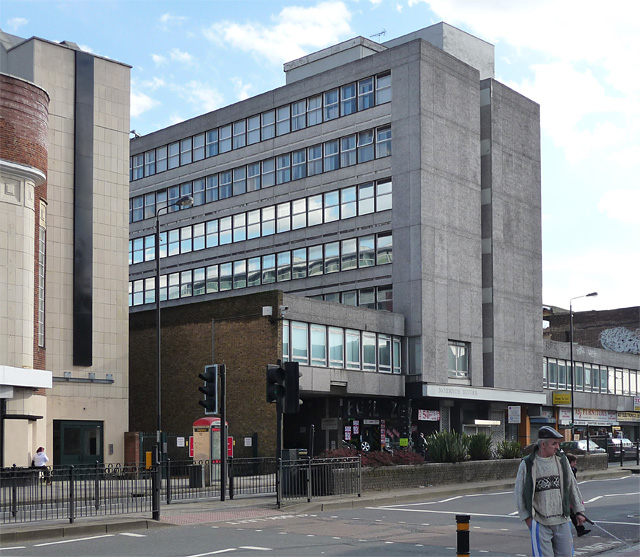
[{"x1": 515, "y1": 426, "x2": 587, "y2": 556}]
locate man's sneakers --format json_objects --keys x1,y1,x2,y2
[{"x1": 577, "y1": 529, "x2": 591, "y2": 537}]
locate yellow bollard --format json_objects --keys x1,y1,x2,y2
[{"x1": 145, "y1": 451, "x2": 152, "y2": 470}]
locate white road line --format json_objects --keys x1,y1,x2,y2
[
  {"x1": 186, "y1": 550, "x2": 237, "y2": 557},
  {"x1": 239, "y1": 548, "x2": 271, "y2": 551},
  {"x1": 438, "y1": 496, "x2": 463, "y2": 503},
  {"x1": 585, "y1": 495, "x2": 604, "y2": 504},
  {"x1": 467, "y1": 491, "x2": 513, "y2": 496},
  {"x1": 34, "y1": 534, "x2": 115, "y2": 546},
  {"x1": 509, "y1": 511, "x2": 519, "y2": 515},
  {"x1": 591, "y1": 520, "x2": 640, "y2": 526},
  {"x1": 367, "y1": 507, "x2": 519, "y2": 519},
  {"x1": 120, "y1": 532, "x2": 146, "y2": 537},
  {"x1": 0, "y1": 547, "x2": 26, "y2": 551}
]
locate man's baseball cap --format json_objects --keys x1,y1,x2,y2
[{"x1": 538, "y1": 426, "x2": 563, "y2": 439}]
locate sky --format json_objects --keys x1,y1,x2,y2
[{"x1": 3, "y1": 0, "x2": 639, "y2": 313}]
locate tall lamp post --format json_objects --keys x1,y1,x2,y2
[
  {"x1": 155, "y1": 195, "x2": 193, "y2": 459},
  {"x1": 569, "y1": 291, "x2": 598, "y2": 436}
]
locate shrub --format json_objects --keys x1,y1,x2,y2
[
  {"x1": 361, "y1": 451, "x2": 394, "y2": 468},
  {"x1": 391, "y1": 450, "x2": 425, "y2": 466},
  {"x1": 468, "y1": 433, "x2": 493, "y2": 460},
  {"x1": 320, "y1": 448, "x2": 357, "y2": 459},
  {"x1": 496, "y1": 440, "x2": 523, "y2": 459},
  {"x1": 425, "y1": 430, "x2": 469, "y2": 463}
]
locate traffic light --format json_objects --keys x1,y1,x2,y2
[
  {"x1": 198, "y1": 364, "x2": 218, "y2": 414},
  {"x1": 266, "y1": 363, "x2": 285, "y2": 403},
  {"x1": 284, "y1": 361, "x2": 302, "y2": 414}
]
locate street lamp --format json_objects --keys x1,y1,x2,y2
[
  {"x1": 155, "y1": 195, "x2": 193, "y2": 459},
  {"x1": 569, "y1": 291, "x2": 598, "y2": 436}
]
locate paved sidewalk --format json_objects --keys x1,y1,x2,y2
[{"x1": 1, "y1": 465, "x2": 637, "y2": 545}]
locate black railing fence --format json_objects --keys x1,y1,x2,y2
[{"x1": 1, "y1": 456, "x2": 361, "y2": 524}]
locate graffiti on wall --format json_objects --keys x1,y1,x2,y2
[{"x1": 599, "y1": 327, "x2": 640, "y2": 354}]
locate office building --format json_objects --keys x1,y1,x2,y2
[{"x1": 128, "y1": 23, "x2": 544, "y2": 455}]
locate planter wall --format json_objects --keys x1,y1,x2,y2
[{"x1": 361, "y1": 454, "x2": 608, "y2": 491}]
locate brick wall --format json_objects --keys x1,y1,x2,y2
[
  {"x1": 129, "y1": 291, "x2": 282, "y2": 458},
  {"x1": 546, "y1": 307, "x2": 639, "y2": 354}
]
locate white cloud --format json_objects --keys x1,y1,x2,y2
[
  {"x1": 8, "y1": 17, "x2": 28, "y2": 31},
  {"x1": 79, "y1": 44, "x2": 95, "y2": 54},
  {"x1": 203, "y1": 1, "x2": 353, "y2": 65},
  {"x1": 231, "y1": 78, "x2": 252, "y2": 102},
  {"x1": 141, "y1": 77, "x2": 166, "y2": 91},
  {"x1": 179, "y1": 81, "x2": 225, "y2": 113},
  {"x1": 543, "y1": 249, "x2": 640, "y2": 310},
  {"x1": 169, "y1": 48, "x2": 193, "y2": 64},
  {"x1": 152, "y1": 54, "x2": 167, "y2": 66},
  {"x1": 159, "y1": 13, "x2": 187, "y2": 30},
  {"x1": 598, "y1": 190, "x2": 640, "y2": 225},
  {"x1": 130, "y1": 90, "x2": 159, "y2": 118}
]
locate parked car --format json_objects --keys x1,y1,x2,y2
[
  {"x1": 560, "y1": 440, "x2": 606, "y2": 455},
  {"x1": 605, "y1": 438, "x2": 637, "y2": 460}
]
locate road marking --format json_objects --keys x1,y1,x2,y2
[
  {"x1": 34, "y1": 534, "x2": 114, "y2": 546},
  {"x1": 585, "y1": 495, "x2": 604, "y2": 503},
  {"x1": 367, "y1": 507, "x2": 519, "y2": 519},
  {"x1": 120, "y1": 532, "x2": 146, "y2": 537},
  {"x1": 509, "y1": 511, "x2": 519, "y2": 515},
  {"x1": 239, "y1": 548, "x2": 271, "y2": 551},
  {"x1": 591, "y1": 520, "x2": 640, "y2": 526},
  {"x1": 438, "y1": 496, "x2": 463, "y2": 503},
  {"x1": 186, "y1": 550, "x2": 237, "y2": 556},
  {"x1": 0, "y1": 547, "x2": 26, "y2": 551}
]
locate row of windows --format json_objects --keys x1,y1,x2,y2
[
  {"x1": 309, "y1": 285, "x2": 392, "y2": 312},
  {"x1": 129, "y1": 232, "x2": 393, "y2": 307},
  {"x1": 129, "y1": 179, "x2": 392, "y2": 266},
  {"x1": 130, "y1": 126, "x2": 392, "y2": 223},
  {"x1": 130, "y1": 73, "x2": 391, "y2": 181},
  {"x1": 543, "y1": 358, "x2": 638, "y2": 396},
  {"x1": 282, "y1": 320, "x2": 401, "y2": 374}
]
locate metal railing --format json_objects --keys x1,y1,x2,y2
[
  {"x1": 1, "y1": 464, "x2": 155, "y2": 524},
  {"x1": 278, "y1": 456, "x2": 361, "y2": 508},
  {"x1": 1, "y1": 456, "x2": 361, "y2": 524}
]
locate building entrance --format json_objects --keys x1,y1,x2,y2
[{"x1": 53, "y1": 420, "x2": 103, "y2": 466}]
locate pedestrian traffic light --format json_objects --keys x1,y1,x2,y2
[
  {"x1": 198, "y1": 365, "x2": 218, "y2": 414},
  {"x1": 284, "y1": 361, "x2": 302, "y2": 414},
  {"x1": 266, "y1": 363, "x2": 286, "y2": 403}
]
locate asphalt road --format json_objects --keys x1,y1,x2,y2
[{"x1": 2, "y1": 474, "x2": 637, "y2": 556}]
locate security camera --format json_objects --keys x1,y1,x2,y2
[{"x1": 279, "y1": 305, "x2": 289, "y2": 314}]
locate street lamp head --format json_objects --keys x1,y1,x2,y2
[
  {"x1": 586, "y1": 292, "x2": 598, "y2": 297},
  {"x1": 175, "y1": 195, "x2": 194, "y2": 208}
]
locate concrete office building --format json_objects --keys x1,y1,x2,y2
[
  {"x1": 128, "y1": 23, "x2": 545, "y2": 455},
  {"x1": 0, "y1": 29, "x2": 130, "y2": 466}
]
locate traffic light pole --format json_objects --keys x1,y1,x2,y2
[
  {"x1": 220, "y1": 364, "x2": 226, "y2": 501},
  {"x1": 276, "y1": 396, "x2": 283, "y2": 463}
]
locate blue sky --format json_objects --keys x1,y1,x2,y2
[{"x1": 3, "y1": 0, "x2": 639, "y2": 312}]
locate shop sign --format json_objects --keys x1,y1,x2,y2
[
  {"x1": 381, "y1": 420, "x2": 386, "y2": 446},
  {"x1": 553, "y1": 391, "x2": 571, "y2": 405},
  {"x1": 617, "y1": 411, "x2": 640, "y2": 422},
  {"x1": 344, "y1": 427, "x2": 351, "y2": 441},
  {"x1": 352, "y1": 420, "x2": 359, "y2": 434},
  {"x1": 364, "y1": 419, "x2": 380, "y2": 425},
  {"x1": 399, "y1": 437, "x2": 409, "y2": 447},
  {"x1": 635, "y1": 396, "x2": 640, "y2": 411},
  {"x1": 343, "y1": 397, "x2": 410, "y2": 420},
  {"x1": 418, "y1": 409, "x2": 440, "y2": 421},
  {"x1": 559, "y1": 408, "x2": 618, "y2": 425},
  {"x1": 508, "y1": 406, "x2": 521, "y2": 424},
  {"x1": 322, "y1": 418, "x2": 338, "y2": 430}
]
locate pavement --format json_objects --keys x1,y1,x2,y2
[{"x1": 1, "y1": 464, "x2": 638, "y2": 555}]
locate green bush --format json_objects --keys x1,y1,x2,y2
[
  {"x1": 496, "y1": 440, "x2": 523, "y2": 459},
  {"x1": 468, "y1": 433, "x2": 493, "y2": 460},
  {"x1": 425, "y1": 430, "x2": 469, "y2": 463}
]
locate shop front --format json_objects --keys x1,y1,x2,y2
[
  {"x1": 341, "y1": 397, "x2": 411, "y2": 452},
  {"x1": 617, "y1": 411, "x2": 640, "y2": 442},
  {"x1": 558, "y1": 408, "x2": 619, "y2": 444}
]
